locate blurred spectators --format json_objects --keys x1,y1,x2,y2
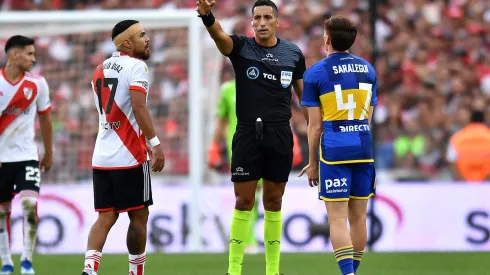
[{"x1": 1, "y1": 0, "x2": 490, "y2": 182}]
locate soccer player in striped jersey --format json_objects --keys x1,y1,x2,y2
[
  {"x1": 299, "y1": 16, "x2": 378, "y2": 275},
  {"x1": 81, "y1": 20, "x2": 165, "y2": 275},
  {"x1": 0, "y1": 35, "x2": 53, "y2": 275}
]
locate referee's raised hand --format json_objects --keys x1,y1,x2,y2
[{"x1": 196, "y1": 0, "x2": 215, "y2": 16}]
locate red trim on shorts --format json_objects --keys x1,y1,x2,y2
[
  {"x1": 37, "y1": 106, "x2": 52, "y2": 114},
  {"x1": 117, "y1": 205, "x2": 145, "y2": 213},
  {"x1": 92, "y1": 161, "x2": 143, "y2": 170},
  {"x1": 92, "y1": 68, "x2": 147, "y2": 164},
  {"x1": 129, "y1": 85, "x2": 147, "y2": 94},
  {"x1": 95, "y1": 207, "x2": 116, "y2": 212}
]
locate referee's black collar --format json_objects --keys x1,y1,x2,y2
[{"x1": 253, "y1": 37, "x2": 280, "y2": 49}]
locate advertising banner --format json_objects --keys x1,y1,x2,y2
[{"x1": 8, "y1": 181, "x2": 490, "y2": 253}]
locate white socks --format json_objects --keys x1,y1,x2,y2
[
  {"x1": 0, "y1": 205, "x2": 13, "y2": 267},
  {"x1": 20, "y1": 196, "x2": 38, "y2": 262},
  {"x1": 129, "y1": 252, "x2": 146, "y2": 275},
  {"x1": 83, "y1": 250, "x2": 102, "y2": 274}
]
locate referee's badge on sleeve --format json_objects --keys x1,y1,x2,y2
[{"x1": 281, "y1": 71, "x2": 293, "y2": 88}]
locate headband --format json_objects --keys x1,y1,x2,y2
[{"x1": 113, "y1": 23, "x2": 143, "y2": 47}]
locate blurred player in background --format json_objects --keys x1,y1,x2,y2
[
  {"x1": 0, "y1": 35, "x2": 53, "y2": 275},
  {"x1": 299, "y1": 16, "x2": 377, "y2": 275},
  {"x1": 197, "y1": 0, "x2": 308, "y2": 274},
  {"x1": 81, "y1": 20, "x2": 165, "y2": 275}
]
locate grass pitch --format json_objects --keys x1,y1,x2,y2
[{"x1": 8, "y1": 252, "x2": 487, "y2": 275}]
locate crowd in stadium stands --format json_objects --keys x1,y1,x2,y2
[{"x1": 1, "y1": 0, "x2": 489, "y2": 182}]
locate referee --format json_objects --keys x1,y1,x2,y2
[{"x1": 196, "y1": 1, "x2": 307, "y2": 275}]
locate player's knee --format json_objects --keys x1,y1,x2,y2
[
  {"x1": 328, "y1": 214, "x2": 348, "y2": 226},
  {"x1": 21, "y1": 197, "x2": 38, "y2": 225},
  {"x1": 349, "y1": 211, "x2": 367, "y2": 224},
  {"x1": 262, "y1": 194, "x2": 282, "y2": 211},
  {"x1": 235, "y1": 195, "x2": 256, "y2": 211},
  {"x1": 97, "y1": 212, "x2": 119, "y2": 229}
]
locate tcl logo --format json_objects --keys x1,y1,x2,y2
[{"x1": 263, "y1": 73, "x2": 276, "y2": 80}]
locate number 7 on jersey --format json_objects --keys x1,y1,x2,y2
[{"x1": 94, "y1": 78, "x2": 119, "y2": 115}]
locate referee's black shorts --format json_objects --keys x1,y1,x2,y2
[
  {"x1": 231, "y1": 123, "x2": 293, "y2": 183},
  {"x1": 92, "y1": 161, "x2": 153, "y2": 213}
]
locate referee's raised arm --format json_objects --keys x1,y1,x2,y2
[{"x1": 195, "y1": 0, "x2": 233, "y2": 56}]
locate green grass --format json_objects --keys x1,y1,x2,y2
[{"x1": 9, "y1": 252, "x2": 489, "y2": 275}]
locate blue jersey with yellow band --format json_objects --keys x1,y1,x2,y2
[{"x1": 301, "y1": 52, "x2": 378, "y2": 164}]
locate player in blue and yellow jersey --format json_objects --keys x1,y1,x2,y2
[{"x1": 299, "y1": 15, "x2": 377, "y2": 275}]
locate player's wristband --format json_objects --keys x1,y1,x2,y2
[
  {"x1": 198, "y1": 12, "x2": 215, "y2": 27},
  {"x1": 149, "y1": 136, "x2": 160, "y2": 147}
]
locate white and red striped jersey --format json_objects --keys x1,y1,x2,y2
[
  {"x1": 91, "y1": 52, "x2": 150, "y2": 169},
  {"x1": 0, "y1": 68, "x2": 51, "y2": 163}
]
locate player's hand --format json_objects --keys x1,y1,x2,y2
[
  {"x1": 196, "y1": 0, "x2": 216, "y2": 16},
  {"x1": 40, "y1": 153, "x2": 53, "y2": 173},
  {"x1": 298, "y1": 163, "x2": 319, "y2": 187},
  {"x1": 151, "y1": 145, "x2": 165, "y2": 172}
]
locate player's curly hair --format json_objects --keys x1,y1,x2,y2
[
  {"x1": 252, "y1": 0, "x2": 279, "y2": 17},
  {"x1": 324, "y1": 15, "x2": 357, "y2": 52},
  {"x1": 4, "y1": 35, "x2": 34, "y2": 53},
  {"x1": 112, "y1": 20, "x2": 140, "y2": 40}
]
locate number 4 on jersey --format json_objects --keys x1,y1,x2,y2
[
  {"x1": 95, "y1": 78, "x2": 118, "y2": 115},
  {"x1": 334, "y1": 82, "x2": 373, "y2": 120}
]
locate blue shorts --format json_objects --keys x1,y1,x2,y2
[{"x1": 318, "y1": 162, "x2": 376, "y2": 202}]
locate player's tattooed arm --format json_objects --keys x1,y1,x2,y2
[{"x1": 196, "y1": 0, "x2": 234, "y2": 55}]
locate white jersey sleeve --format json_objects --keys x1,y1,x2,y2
[
  {"x1": 36, "y1": 77, "x2": 51, "y2": 113},
  {"x1": 129, "y1": 62, "x2": 149, "y2": 94}
]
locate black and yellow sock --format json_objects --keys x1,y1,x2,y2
[
  {"x1": 353, "y1": 250, "x2": 364, "y2": 273},
  {"x1": 334, "y1": 245, "x2": 354, "y2": 275},
  {"x1": 227, "y1": 209, "x2": 251, "y2": 275}
]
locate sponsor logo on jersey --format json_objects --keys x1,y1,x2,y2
[
  {"x1": 280, "y1": 71, "x2": 293, "y2": 88},
  {"x1": 262, "y1": 53, "x2": 278, "y2": 62},
  {"x1": 23, "y1": 88, "x2": 33, "y2": 100},
  {"x1": 263, "y1": 73, "x2": 277, "y2": 80},
  {"x1": 2, "y1": 106, "x2": 30, "y2": 115},
  {"x1": 246, "y1": 67, "x2": 260, "y2": 80},
  {"x1": 100, "y1": 121, "x2": 121, "y2": 130},
  {"x1": 339, "y1": 125, "x2": 370, "y2": 132}
]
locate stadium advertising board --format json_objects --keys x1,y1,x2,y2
[{"x1": 8, "y1": 182, "x2": 490, "y2": 253}]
